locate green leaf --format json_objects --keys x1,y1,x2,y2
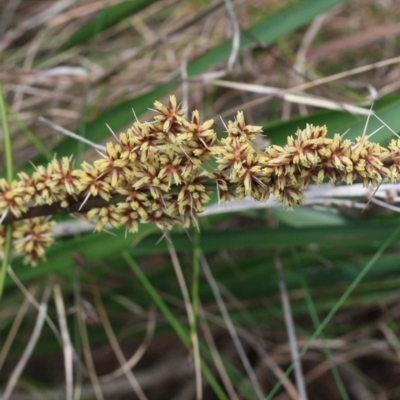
[
  {"x1": 9, "y1": 219, "x2": 400, "y2": 286},
  {"x1": 264, "y1": 94, "x2": 400, "y2": 146},
  {"x1": 271, "y1": 207, "x2": 348, "y2": 227},
  {"x1": 344, "y1": 97, "x2": 400, "y2": 142},
  {"x1": 59, "y1": 0, "x2": 159, "y2": 52}
]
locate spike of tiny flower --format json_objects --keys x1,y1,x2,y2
[{"x1": 2, "y1": 96, "x2": 400, "y2": 266}]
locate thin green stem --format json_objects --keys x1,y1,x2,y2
[
  {"x1": 6, "y1": 104, "x2": 53, "y2": 162},
  {"x1": 190, "y1": 229, "x2": 201, "y2": 339},
  {"x1": 0, "y1": 84, "x2": 13, "y2": 182},
  {"x1": 122, "y1": 251, "x2": 229, "y2": 400},
  {"x1": 266, "y1": 223, "x2": 400, "y2": 400},
  {"x1": 295, "y1": 258, "x2": 349, "y2": 400},
  {"x1": 0, "y1": 84, "x2": 13, "y2": 303},
  {"x1": 0, "y1": 225, "x2": 12, "y2": 303},
  {"x1": 122, "y1": 251, "x2": 187, "y2": 343}
]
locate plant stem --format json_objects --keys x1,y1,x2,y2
[
  {"x1": 122, "y1": 251, "x2": 229, "y2": 400},
  {"x1": 0, "y1": 83, "x2": 13, "y2": 303},
  {"x1": 0, "y1": 84, "x2": 13, "y2": 182}
]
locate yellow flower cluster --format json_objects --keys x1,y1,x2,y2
[
  {"x1": 213, "y1": 120, "x2": 398, "y2": 207},
  {"x1": 1, "y1": 95, "x2": 400, "y2": 266}
]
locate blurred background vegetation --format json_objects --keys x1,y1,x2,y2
[{"x1": 1, "y1": 0, "x2": 400, "y2": 399}]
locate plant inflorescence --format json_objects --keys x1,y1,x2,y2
[{"x1": 1, "y1": 96, "x2": 400, "y2": 265}]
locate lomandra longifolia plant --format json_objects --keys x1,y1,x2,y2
[{"x1": 1, "y1": 95, "x2": 400, "y2": 266}]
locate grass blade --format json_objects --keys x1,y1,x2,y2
[
  {"x1": 59, "y1": 0, "x2": 160, "y2": 52},
  {"x1": 0, "y1": 83, "x2": 13, "y2": 303},
  {"x1": 266, "y1": 223, "x2": 400, "y2": 399},
  {"x1": 122, "y1": 251, "x2": 229, "y2": 400}
]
